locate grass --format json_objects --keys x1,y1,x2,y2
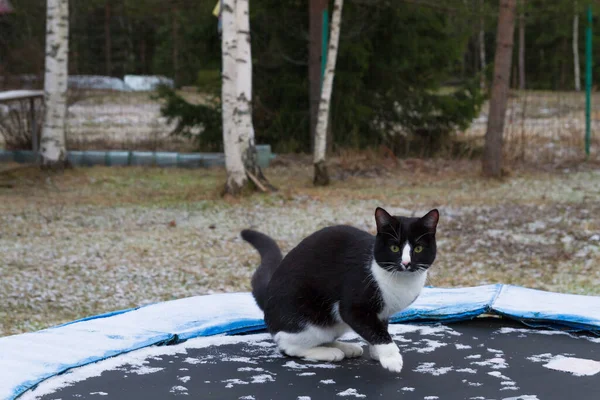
[{"x1": 0, "y1": 156, "x2": 599, "y2": 336}]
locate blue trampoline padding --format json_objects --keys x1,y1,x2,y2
[
  {"x1": 2, "y1": 285, "x2": 600, "y2": 400},
  {"x1": 493, "y1": 285, "x2": 600, "y2": 332},
  {"x1": 390, "y1": 284, "x2": 501, "y2": 324}
]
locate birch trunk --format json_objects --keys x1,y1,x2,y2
[
  {"x1": 479, "y1": 0, "x2": 486, "y2": 90},
  {"x1": 518, "y1": 0, "x2": 525, "y2": 90},
  {"x1": 235, "y1": 0, "x2": 272, "y2": 191},
  {"x1": 41, "y1": 0, "x2": 69, "y2": 166},
  {"x1": 235, "y1": 0, "x2": 254, "y2": 178},
  {"x1": 309, "y1": 0, "x2": 325, "y2": 150},
  {"x1": 574, "y1": 1, "x2": 581, "y2": 91},
  {"x1": 483, "y1": 0, "x2": 516, "y2": 178},
  {"x1": 313, "y1": 0, "x2": 343, "y2": 186},
  {"x1": 221, "y1": 0, "x2": 247, "y2": 195}
]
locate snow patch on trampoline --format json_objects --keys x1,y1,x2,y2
[
  {"x1": 320, "y1": 379, "x2": 336, "y2": 384},
  {"x1": 169, "y1": 385, "x2": 188, "y2": 394},
  {"x1": 337, "y1": 388, "x2": 366, "y2": 397},
  {"x1": 222, "y1": 378, "x2": 249, "y2": 388},
  {"x1": 414, "y1": 362, "x2": 453, "y2": 376},
  {"x1": 89, "y1": 392, "x2": 108, "y2": 396},
  {"x1": 499, "y1": 327, "x2": 600, "y2": 343},
  {"x1": 543, "y1": 356, "x2": 600, "y2": 376},
  {"x1": 470, "y1": 350, "x2": 508, "y2": 369},
  {"x1": 393, "y1": 324, "x2": 461, "y2": 337},
  {"x1": 222, "y1": 356, "x2": 258, "y2": 364},
  {"x1": 528, "y1": 352, "x2": 600, "y2": 375},
  {"x1": 250, "y1": 374, "x2": 275, "y2": 383},
  {"x1": 416, "y1": 339, "x2": 447, "y2": 353},
  {"x1": 283, "y1": 361, "x2": 338, "y2": 370},
  {"x1": 527, "y1": 353, "x2": 554, "y2": 363},
  {"x1": 238, "y1": 367, "x2": 264, "y2": 372},
  {"x1": 130, "y1": 365, "x2": 164, "y2": 375}
]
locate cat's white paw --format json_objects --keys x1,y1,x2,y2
[
  {"x1": 371, "y1": 343, "x2": 403, "y2": 373},
  {"x1": 379, "y1": 352, "x2": 403, "y2": 373},
  {"x1": 302, "y1": 346, "x2": 346, "y2": 362},
  {"x1": 329, "y1": 341, "x2": 364, "y2": 358},
  {"x1": 369, "y1": 344, "x2": 380, "y2": 361}
]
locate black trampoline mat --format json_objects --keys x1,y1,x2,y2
[{"x1": 28, "y1": 319, "x2": 600, "y2": 400}]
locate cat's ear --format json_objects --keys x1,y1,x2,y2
[
  {"x1": 375, "y1": 207, "x2": 395, "y2": 232},
  {"x1": 421, "y1": 209, "x2": 439, "y2": 233}
]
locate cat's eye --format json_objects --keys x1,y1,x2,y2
[
  {"x1": 414, "y1": 246, "x2": 424, "y2": 253},
  {"x1": 390, "y1": 245, "x2": 400, "y2": 253}
]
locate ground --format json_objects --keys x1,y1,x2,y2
[{"x1": 1, "y1": 156, "x2": 599, "y2": 336}]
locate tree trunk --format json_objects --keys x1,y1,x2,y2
[
  {"x1": 41, "y1": 0, "x2": 69, "y2": 167},
  {"x1": 235, "y1": 0, "x2": 274, "y2": 191},
  {"x1": 479, "y1": 0, "x2": 486, "y2": 90},
  {"x1": 518, "y1": 0, "x2": 525, "y2": 90},
  {"x1": 313, "y1": 0, "x2": 343, "y2": 186},
  {"x1": 104, "y1": 0, "x2": 112, "y2": 76},
  {"x1": 574, "y1": 1, "x2": 581, "y2": 91},
  {"x1": 482, "y1": 0, "x2": 516, "y2": 178},
  {"x1": 309, "y1": 0, "x2": 326, "y2": 151},
  {"x1": 221, "y1": 0, "x2": 247, "y2": 195}
]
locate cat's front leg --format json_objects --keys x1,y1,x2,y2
[{"x1": 340, "y1": 308, "x2": 403, "y2": 373}]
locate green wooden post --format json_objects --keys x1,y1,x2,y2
[
  {"x1": 586, "y1": 4, "x2": 593, "y2": 159},
  {"x1": 321, "y1": 8, "x2": 329, "y2": 85}
]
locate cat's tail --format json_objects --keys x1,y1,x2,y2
[{"x1": 241, "y1": 229, "x2": 283, "y2": 311}]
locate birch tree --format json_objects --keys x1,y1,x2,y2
[
  {"x1": 221, "y1": 0, "x2": 273, "y2": 195},
  {"x1": 313, "y1": 0, "x2": 343, "y2": 186},
  {"x1": 40, "y1": 0, "x2": 69, "y2": 166},
  {"x1": 573, "y1": 0, "x2": 581, "y2": 91},
  {"x1": 221, "y1": 0, "x2": 246, "y2": 194},
  {"x1": 235, "y1": 0, "x2": 273, "y2": 190},
  {"x1": 483, "y1": 0, "x2": 516, "y2": 177}
]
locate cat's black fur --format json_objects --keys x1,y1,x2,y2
[{"x1": 241, "y1": 208, "x2": 439, "y2": 346}]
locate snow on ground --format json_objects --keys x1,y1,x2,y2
[{"x1": 0, "y1": 162, "x2": 599, "y2": 336}]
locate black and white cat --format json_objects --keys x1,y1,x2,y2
[{"x1": 241, "y1": 207, "x2": 439, "y2": 373}]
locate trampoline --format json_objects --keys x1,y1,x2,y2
[{"x1": 2, "y1": 285, "x2": 600, "y2": 400}]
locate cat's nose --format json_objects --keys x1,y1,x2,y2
[{"x1": 401, "y1": 261, "x2": 410, "y2": 267}]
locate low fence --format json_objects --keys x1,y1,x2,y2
[{"x1": 0, "y1": 146, "x2": 275, "y2": 169}]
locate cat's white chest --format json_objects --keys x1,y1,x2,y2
[{"x1": 370, "y1": 259, "x2": 427, "y2": 320}]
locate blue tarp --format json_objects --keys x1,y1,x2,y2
[{"x1": 1, "y1": 285, "x2": 599, "y2": 400}]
